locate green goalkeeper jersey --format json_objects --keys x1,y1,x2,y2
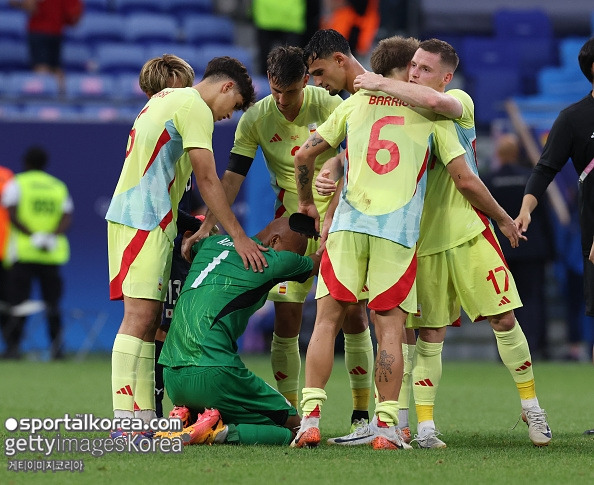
[{"x1": 159, "y1": 235, "x2": 313, "y2": 368}]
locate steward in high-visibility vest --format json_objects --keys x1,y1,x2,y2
[
  {"x1": 5, "y1": 169, "x2": 70, "y2": 265},
  {"x1": 1, "y1": 146, "x2": 73, "y2": 360}
]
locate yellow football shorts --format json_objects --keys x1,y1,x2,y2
[
  {"x1": 407, "y1": 228, "x2": 522, "y2": 329},
  {"x1": 108, "y1": 221, "x2": 173, "y2": 301},
  {"x1": 316, "y1": 230, "x2": 417, "y2": 313}
]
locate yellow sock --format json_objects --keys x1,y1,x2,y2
[
  {"x1": 412, "y1": 339, "x2": 443, "y2": 407},
  {"x1": 517, "y1": 379, "x2": 536, "y2": 400},
  {"x1": 344, "y1": 328, "x2": 373, "y2": 411},
  {"x1": 493, "y1": 322, "x2": 535, "y2": 384},
  {"x1": 399, "y1": 342, "x2": 415, "y2": 410},
  {"x1": 271, "y1": 333, "x2": 300, "y2": 408},
  {"x1": 135, "y1": 342, "x2": 156, "y2": 412},
  {"x1": 416, "y1": 404, "x2": 434, "y2": 423},
  {"x1": 300, "y1": 387, "x2": 327, "y2": 416},
  {"x1": 112, "y1": 334, "x2": 143, "y2": 414}
]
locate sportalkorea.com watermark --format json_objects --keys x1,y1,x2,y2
[{"x1": 4, "y1": 413, "x2": 184, "y2": 474}]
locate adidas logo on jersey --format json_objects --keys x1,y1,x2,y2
[
  {"x1": 217, "y1": 237, "x2": 235, "y2": 247},
  {"x1": 269, "y1": 133, "x2": 282, "y2": 143}
]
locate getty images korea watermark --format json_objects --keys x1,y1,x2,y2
[{"x1": 4, "y1": 414, "x2": 183, "y2": 473}]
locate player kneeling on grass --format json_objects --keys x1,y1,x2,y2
[{"x1": 156, "y1": 215, "x2": 322, "y2": 445}]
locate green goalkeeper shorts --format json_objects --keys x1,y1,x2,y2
[{"x1": 163, "y1": 365, "x2": 297, "y2": 426}]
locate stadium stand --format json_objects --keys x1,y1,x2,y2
[
  {"x1": 95, "y1": 42, "x2": 147, "y2": 74},
  {"x1": 6, "y1": 73, "x2": 61, "y2": 99},
  {"x1": 0, "y1": 39, "x2": 29, "y2": 71},
  {"x1": 65, "y1": 12, "x2": 126, "y2": 46},
  {"x1": 61, "y1": 43, "x2": 94, "y2": 73},
  {"x1": 0, "y1": 10, "x2": 27, "y2": 41},
  {"x1": 182, "y1": 14, "x2": 235, "y2": 46},
  {"x1": 124, "y1": 13, "x2": 180, "y2": 44}
]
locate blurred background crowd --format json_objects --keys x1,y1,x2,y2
[{"x1": 0, "y1": 0, "x2": 592, "y2": 362}]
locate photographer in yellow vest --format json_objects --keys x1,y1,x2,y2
[{"x1": 1, "y1": 146, "x2": 72, "y2": 360}]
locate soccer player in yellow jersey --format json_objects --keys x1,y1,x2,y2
[
  {"x1": 106, "y1": 57, "x2": 267, "y2": 437},
  {"x1": 303, "y1": 29, "x2": 418, "y2": 441},
  {"x1": 354, "y1": 39, "x2": 552, "y2": 448},
  {"x1": 292, "y1": 36, "x2": 467, "y2": 450},
  {"x1": 192, "y1": 46, "x2": 374, "y2": 427}
]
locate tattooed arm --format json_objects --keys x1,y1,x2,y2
[{"x1": 294, "y1": 131, "x2": 331, "y2": 233}]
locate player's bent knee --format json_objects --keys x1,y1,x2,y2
[{"x1": 488, "y1": 310, "x2": 516, "y2": 332}]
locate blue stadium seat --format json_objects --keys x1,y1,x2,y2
[
  {"x1": 182, "y1": 15, "x2": 234, "y2": 46},
  {"x1": 0, "y1": 102, "x2": 22, "y2": 119},
  {"x1": 0, "y1": 10, "x2": 27, "y2": 41},
  {"x1": 113, "y1": 0, "x2": 164, "y2": 14},
  {"x1": 166, "y1": 0, "x2": 213, "y2": 20},
  {"x1": 64, "y1": 73, "x2": 116, "y2": 101},
  {"x1": 537, "y1": 67, "x2": 590, "y2": 97},
  {"x1": 460, "y1": 36, "x2": 518, "y2": 71},
  {"x1": 65, "y1": 12, "x2": 126, "y2": 45},
  {"x1": 124, "y1": 13, "x2": 179, "y2": 44},
  {"x1": 83, "y1": 0, "x2": 111, "y2": 13},
  {"x1": 464, "y1": 68, "x2": 521, "y2": 126},
  {"x1": 95, "y1": 42, "x2": 147, "y2": 74},
  {"x1": 558, "y1": 37, "x2": 590, "y2": 68},
  {"x1": 20, "y1": 102, "x2": 80, "y2": 121},
  {"x1": 199, "y1": 45, "x2": 253, "y2": 74},
  {"x1": 0, "y1": 40, "x2": 29, "y2": 71},
  {"x1": 144, "y1": 43, "x2": 202, "y2": 76},
  {"x1": 79, "y1": 103, "x2": 123, "y2": 121},
  {"x1": 493, "y1": 9, "x2": 552, "y2": 39},
  {"x1": 116, "y1": 73, "x2": 148, "y2": 100},
  {"x1": 6, "y1": 73, "x2": 60, "y2": 99},
  {"x1": 61, "y1": 43, "x2": 93, "y2": 72}
]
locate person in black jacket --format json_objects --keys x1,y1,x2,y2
[
  {"x1": 516, "y1": 37, "x2": 594, "y2": 435},
  {"x1": 486, "y1": 134, "x2": 555, "y2": 359}
]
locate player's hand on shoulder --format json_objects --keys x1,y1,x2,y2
[
  {"x1": 353, "y1": 71, "x2": 383, "y2": 92},
  {"x1": 234, "y1": 234, "x2": 268, "y2": 272}
]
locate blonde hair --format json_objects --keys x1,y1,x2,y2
[{"x1": 139, "y1": 54, "x2": 195, "y2": 97}]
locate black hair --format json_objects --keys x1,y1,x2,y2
[
  {"x1": 303, "y1": 29, "x2": 351, "y2": 65},
  {"x1": 23, "y1": 146, "x2": 48, "y2": 170},
  {"x1": 203, "y1": 56, "x2": 256, "y2": 111},
  {"x1": 267, "y1": 45, "x2": 307, "y2": 88},
  {"x1": 578, "y1": 37, "x2": 594, "y2": 83},
  {"x1": 418, "y1": 38, "x2": 460, "y2": 72}
]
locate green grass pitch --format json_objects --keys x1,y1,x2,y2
[{"x1": 1, "y1": 356, "x2": 593, "y2": 484}]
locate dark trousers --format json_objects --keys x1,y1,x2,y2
[{"x1": 1, "y1": 262, "x2": 63, "y2": 359}]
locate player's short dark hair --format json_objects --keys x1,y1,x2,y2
[
  {"x1": 267, "y1": 46, "x2": 307, "y2": 88},
  {"x1": 418, "y1": 38, "x2": 459, "y2": 72},
  {"x1": 370, "y1": 36, "x2": 420, "y2": 76},
  {"x1": 578, "y1": 37, "x2": 594, "y2": 83},
  {"x1": 304, "y1": 29, "x2": 351, "y2": 65},
  {"x1": 23, "y1": 146, "x2": 48, "y2": 170},
  {"x1": 203, "y1": 56, "x2": 256, "y2": 111}
]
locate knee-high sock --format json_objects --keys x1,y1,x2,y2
[
  {"x1": 226, "y1": 424, "x2": 293, "y2": 445},
  {"x1": 344, "y1": 327, "x2": 373, "y2": 413},
  {"x1": 112, "y1": 334, "x2": 143, "y2": 416},
  {"x1": 154, "y1": 339, "x2": 164, "y2": 418},
  {"x1": 135, "y1": 342, "x2": 156, "y2": 421},
  {"x1": 398, "y1": 342, "x2": 416, "y2": 426},
  {"x1": 271, "y1": 333, "x2": 300, "y2": 408},
  {"x1": 493, "y1": 322, "x2": 538, "y2": 405},
  {"x1": 413, "y1": 339, "x2": 443, "y2": 424}
]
